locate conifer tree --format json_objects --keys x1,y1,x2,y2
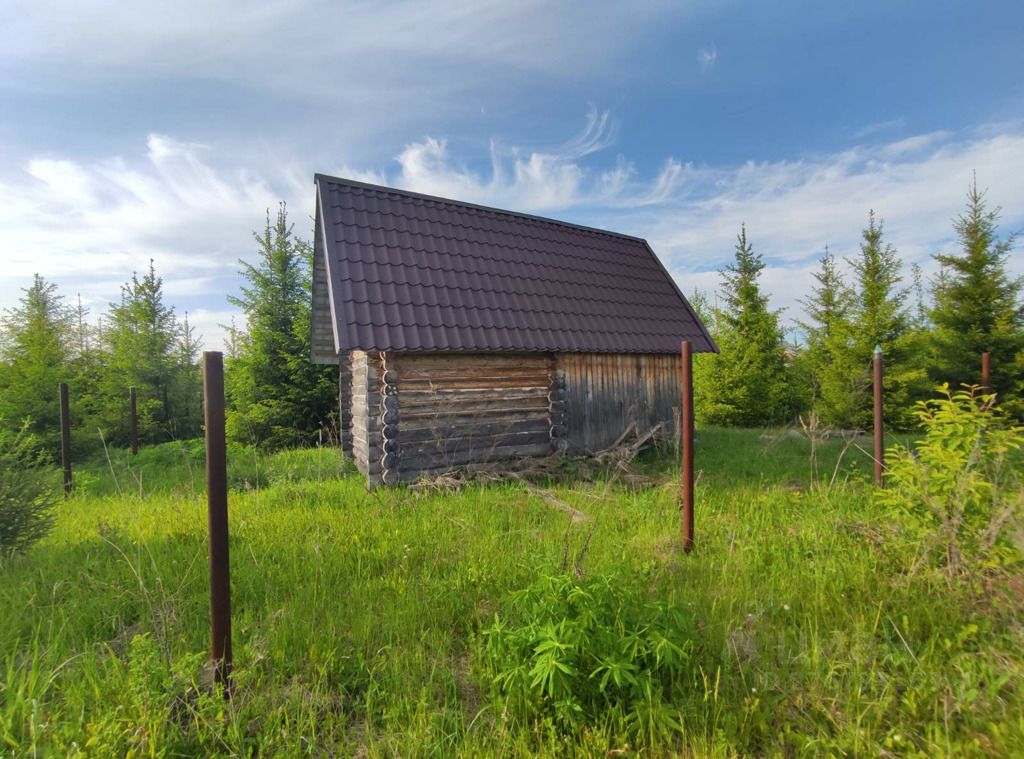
[
  {"x1": 171, "y1": 312, "x2": 203, "y2": 439},
  {"x1": 849, "y1": 212, "x2": 907, "y2": 350},
  {"x1": 0, "y1": 275, "x2": 74, "y2": 454},
  {"x1": 846, "y1": 211, "x2": 924, "y2": 428},
  {"x1": 698, "y1": 226, "x2": 793, "y2": 426},
  {"x1": 222, "y1": 316, "x2": 245, "y2": 361},
  {"x1": 66, "y1": 294, "x2": 107, "y2": 451},
  {"x1": 797, "y1": 249, "x2": 857, "y2": 426},
  {"x1": 101, "y1": 261, "x2": 183, "y2": 444},
  {"x1": 929, "y1": 179, "x2": 1023, "y2": 410},
  {"x1": 226, "y1": 203, "x2": 335, "y2": 448},
  {"x1": 909, "y1": 263, "x2": 928, "y2": 329}
]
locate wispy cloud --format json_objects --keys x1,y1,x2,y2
[
  {"x1": 342, "y1": 119, "x2": 1024, "y2": 317},
  {"x1": 852, "y1": 118, "x2": 906, "y2": 140},
  {"x1": 1, "y1": 134, "x2": 299, "y2": 276},
  {"x1": 0, "y1": 133, "x2": 305, "y2": 347},
  {"x1": 0, "y1": 1, "x2": 680, "y2": 156},
  {"x1": 338, "y1": 108, "x2": 664, "y2": 212},
  {"x1": 646, "y1": 128, "x2": 1024, "y2": 267},
  {"x1": 554, "y1": 107, "x2": 617, "y2": 159},
  {"x1": 2, "y1": 117, "x2": 1023, "y2": 347},
  {"x1": 697, "y1": 45, "x2": 718, "y2": 73}
]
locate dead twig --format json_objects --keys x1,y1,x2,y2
[{"x1": 515, "y1": 477, "x2": 591, "y2": 523}]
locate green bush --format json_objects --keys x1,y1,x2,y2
[
  {"x1": 0, "y1": 421, "x2": 59, "y2": 556},
  {"x1": 877, "y1": 384, "x2": 1024, "y2": 580},
  {"x1": 475, "y1": 573, "x2": 698, "y2": 745}
]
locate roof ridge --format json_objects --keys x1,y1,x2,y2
[{"x1": 314, "y1": 172, "x2": 649, "y2": 244}]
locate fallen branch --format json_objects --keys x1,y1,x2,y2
[
  {"x1": 409, "y1": 423, "x2": 667, "y2": 492},
  {"x1": 515, "y1": 477, "x2": 592, "y2": 523}
]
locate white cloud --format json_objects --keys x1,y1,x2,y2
[
  {"x1": 1, "y1": 134, "x2": 293, "y2": 280},
  {"x1": 852, "y1": 118, "x2": 906, "y2": 140},
  {"x1": 0, "y1": 133, "x2": 304, "y2": 348},
  {"x1": 0, "y1": 0, "x2": 679, "y2": 155},
  {"x1": 645, "y1": 128, "x2": 1024, "y2": 267},
  {"x1": 181, "y1": 308, "x2": 244, "y2": 354},
  {"x1": 2, "y1": 118, "x2": 1023, "y2": 348},
  {"x1": 698, "y1": 45, "x2": 718, "y2": 73},
  {"x1": 336, "y1": 108, "x2": 672, "y2": 212},
  {"x1": 1, "y1": 1, "x2": 633, "y2": 80},
  {"x1": 639, "y1": 128, "x2": 1024, "y2": 319},
  {"x1": 338, "y1": 120, "x2": 1024, "y2": 322}
]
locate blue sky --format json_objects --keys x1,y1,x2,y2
[{"x1": 2, "y1": 0, "x2": 1023, "y2": 347}]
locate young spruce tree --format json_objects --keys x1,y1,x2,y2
[
  {"x1": 700, "y1": 226, "x2": 793, "y2": 426},
  {"x1": 0, "y1": 275, "x2": 74, "y2": 455},
  {"x1": 101, "y1": 261, "x2": 185, "y2": 445},
  {"x1": 929, "y1": 179, "x2": 1023, "y2": 412},
  {"x1": 226, "y1": 203, "x2": 335, "y2": 448},
  {"x1": 798, "y1": 249, "x2": 858, "y2": 427},
  {"x1": 846, "y1": 211, "x2": 924, "y2": 428},
  {"x1": 173, "y1": 312, "x2": 203, "y2": 439}
]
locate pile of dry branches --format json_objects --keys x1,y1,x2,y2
[{"x1": 409, "y1": 422, "x2": 668, "y2": 493}]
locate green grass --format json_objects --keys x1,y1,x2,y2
[{"x1": 1, "y1": 428, "x2": 1021, "y2": 756}]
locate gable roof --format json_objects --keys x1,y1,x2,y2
[{"x1": 312, "y1": 174, "x2": 716, "y2": 359}]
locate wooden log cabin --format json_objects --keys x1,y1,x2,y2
[{"x1": 311, "y1": 174, "x2": 717, "y2": 486}]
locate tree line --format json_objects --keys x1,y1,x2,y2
[
  {"x1": 0, "y1": 180, "x2": 1021, "y2": 461},
  {"x1": 693, "y1": 179, "x2": 1023, "y2": 428},
  {"x1": 0, "y1": 205, "x2": 335, "y2": 460}
]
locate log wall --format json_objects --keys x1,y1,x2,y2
[
  {"x1": 387, "y1": 352, "x2": 552, "y2": 483},
  {"x1": 338, "y1": 358, "x2": 352, "y2": 456},
  {"x1": 555, "y1": 353, "x2": 680, "y2": 455},
  {"x1": 346, "y1": 351, "x2": 681, "y2": 486},
  {"x1": 350, "y1": 350, "x2": 384, "y2": 485}
]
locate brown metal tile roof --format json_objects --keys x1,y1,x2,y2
[{"x1": 314, "y1": 174, "x2": 717, "y2": 355}]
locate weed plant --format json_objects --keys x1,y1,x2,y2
[{"x1": 478, "y1": 572, "x2": 697, "y2": 749}]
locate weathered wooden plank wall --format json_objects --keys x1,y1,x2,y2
[
  {"x1": 556, "y1": 353, "x2": 680, "y2": 454},
  {"x1": 386, "y1": 352, "x2": 552, "y2": 482},
  {"x1": 311, "y1": 231, "x2": 338, "y2": 365}
]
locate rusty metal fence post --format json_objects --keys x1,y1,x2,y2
[
  {"x1": 681, "y1": 340, "x2": 694, "y2": 553},
  {"x1": 59, "y1": 383, "x2": 72, "y2": 497},
  {"x1": 873, "y1": 345, "x2": 884, "y2": 487},
  {"x1": 981, "y1": 351, "x2": 991, "y2": 394},
  {"x1": 129, "y1": 386, "x2": 139, "y2": 456},
  {"x1": 203, "y1": 351, "x2": 232, "y2": 696}
]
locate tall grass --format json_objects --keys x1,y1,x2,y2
[{"x1": 0, "y1": 428, "x2": 1020, "y2": 756}]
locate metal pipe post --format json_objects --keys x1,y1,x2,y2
[
  {"x1": 873, "y1": 345, "x2": 884, "y2": 487},
  {"x1": 203, "y1": 351, "x2": 232, "y2": 695},
  {"x1": 59, "y1": 383, "x2": 72, "y2": 497},
  {"x1": 681, "y1": 340, "x2": 694, "y2": 552}
]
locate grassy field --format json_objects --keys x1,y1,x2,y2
[{"x1": 1, "y1": 428, "x2": 1022, "y2": 757}]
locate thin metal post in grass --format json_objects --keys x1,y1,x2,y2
[
  {"x1": 203, "y1": 351, "x2": 232, "y2": 696},
  {"x1": 981, "y1": 351, "x2": 991, "y2": 394},
  {"x1": 681, "y1": 340, "x2": 694, "y2": 553},
  {"x1": 59, "y1": 382, "x2": 72, "y2": 497},
  {"x1": 873, "y1": 345, "x2": 884, "y2": 487},
  {"x1": 129, "y1": 386, "x2": 139, "y2": 456}
]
